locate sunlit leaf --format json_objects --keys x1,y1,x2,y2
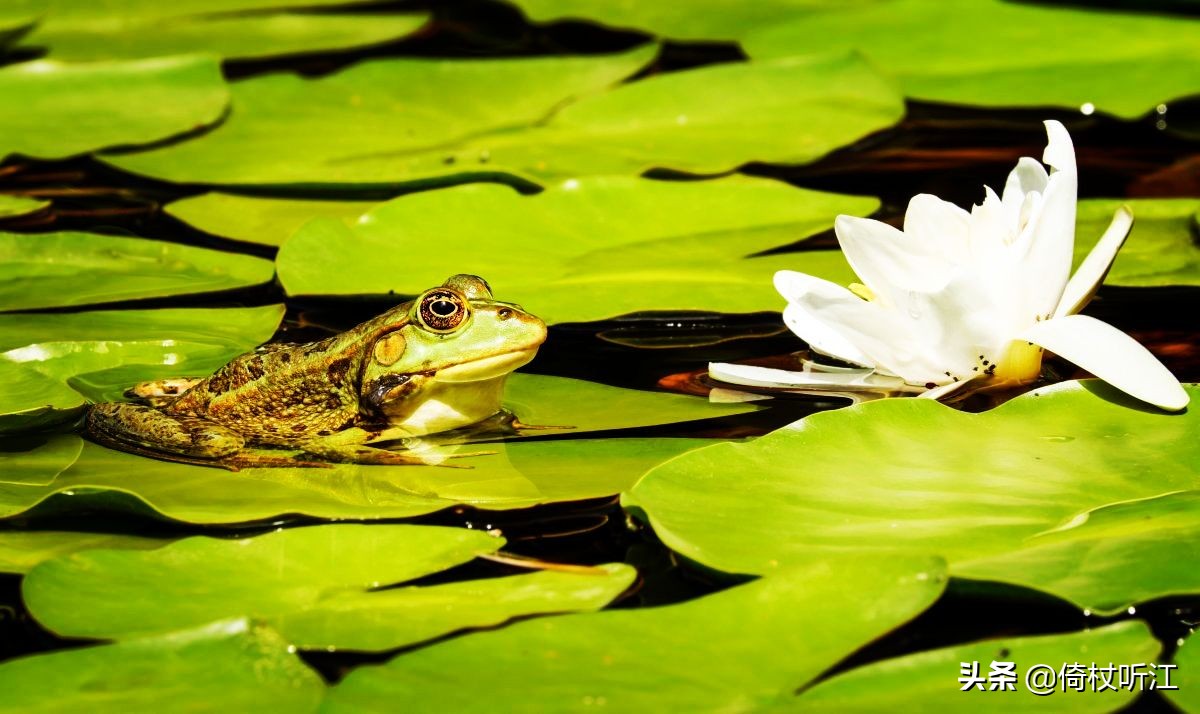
[
  {"x1": 13, "y1": 0, "x2": 426, "y2": 61},
  {"x1": 25, "y1": 526, "x2": 634, "y2": 651},
  {"x1": 0, "y1": 305, "x2": 285, "y2": 403},
  {"x1": 1077, "y1": 199, "x2": 1200, "y2": 287},
  {"x1": 0, "y1": 530, "x2": 168, "y2": 574},
  {"x1": 744, "y1": 0, "x2": 1200, "y2": 118},
  {"x1": 167, "y1": 193, "x2": 371, "y2": 247},
  {"x1": 795, "y1": 621, "x2": 1159, "y2": 712},
  {"x1": 0, "y1": 55, "x2": 228, "y2": 161},
  {"x1": 1168, "y1": 630, "x2": 1200, "y2": 713},
  {"x1": 325, "y1": 554, "x2": 947, "y2": 712},
  {"x1": 0, "y1": 362, "x2": 86, "y2": 433},
  {"x1": 276, "y1": 176, "x2": 865, "y2": 322},
  {"x1": 0, "y1": 231, "x2": 275, "y2": 310},
  {"x1": 23, "y1": 524, "x2": 504, "y2": 638},
  {"x1": 624, "y1": 381, "x2": 1200, "y2": 615},
  {"x1": 0, "y1": 434, "x2": 718, "y2": 523},
  {"x1": 0, "y1": 433, "x2": 81, "y2": 485},
  {"x1": 0, "y1": 619, "x2": 324, "y2": 712},
  {"x1": 0, "y1": 195, "x2": 48, "y2": 219},
  {"x1": 103, "y1": 51, "x2": 902, "y2": 187}
]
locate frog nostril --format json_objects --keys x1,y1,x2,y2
[{"x1": 497, "y1": 308, "x2": 513, "y2": 320}]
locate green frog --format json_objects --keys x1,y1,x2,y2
[{"x1": 85, "y1": 275, "x2": 546, "y2": 470}]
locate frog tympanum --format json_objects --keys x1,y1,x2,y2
[{"x1": 85, "y1": 275, "x2": 546, "y2": 470}]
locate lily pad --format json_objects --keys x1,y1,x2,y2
[
  {"x1": 0, "y1": 55, "x2": 228, "y2": 161},
  {"x1": 0, "y1": 433, "x2": 81, "y2": 486},
  {"x1": 795, "y1": 621, "x2": 1159, "y2": 712},
  {"x1": 0, "y1": 231, "x2": 275, "y2": 310},
  {"x1": 1077, "y1": 199, "x2": 1200, "y2": 287},
  {"x1": 624, "y1": 381, "x2": 1200, "y2": 615},
  {"x1": 23, "y1": 524, "x2": 506, "y2": 639},
  {"x1": 0, "y1": 195, "x2": 49, "y2": 219},
  {"x1": 1167, "y1": 630, "x2": 1199, "y2": 713},
  {"x1": 0, "y1": 361, "x2": 86, "y2": 433},
  {"x1": 103, "y1": 51, "x2": 903, "y2": 187},
  {"x1": 0, "y1": 304, "x2": 285, "y2": 404},
  {"x1": 744, "y1": 0, "x2": 1200, "y2": 119},
  {"x1": 276, "y1": 176, "x2": 866, "y2": 322},
  {"x1": 13, "y1": 0, "x2": 426, "y2": 61},
  {"x1": 25, "y1": 526, "x2": 633, "y2": 650},
  {"x1": 0, "y1": 619, "x2": 324, "y2": 713},
  {"x1": 325, "y1": 553, "x2": 947, "y2": 712},
  {"x1": 0, "y1": 435, "x2": 719, "y2": 524},
  {"x1": 167, "y1": 193, "x2": 372, "y2": 247},
  {"x1": 0, "y1": 530, "x2": 168, "y2": 573}
]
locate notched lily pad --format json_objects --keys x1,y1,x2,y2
[
  {"x1": 624, "y1": 381, "x2": 1200, "y2": 614},
  {"x1": 0, "y1": 231, "x2": 275, "y2": 311},
  {"x1": 0, "y1": 55, "x2": 228, "y2": 161},
  {"x1": 0, "y1": 618, "x2": 324, "y2": 713},
  {"x1": 277, "y1": 176, "x2": 865, "y2": 322},
  {"x1": 0, "y1": 530, "x2": 169, "y2": 573},
  {"x1": 325, "y1": 554, "x2": 947, "y2": 712}
]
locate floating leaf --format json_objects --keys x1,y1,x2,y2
[
  {"x1": 104, "y1": 51, "x2": 903, "y2": 187},
  {"x1": 0, "y1": 619, "x2": 324, "y2": 712},
  {"x1": 0, "y1": 433, "x2": 81, "y2": 486},
  {"x1": 0, "y1": 304, "x2": 284, "y2": 404},
  {"x1": 15, "y1": 0, "x2": 426, "y2": 61},
  {"x1": 0, "y1": 231, "x2": 275, "y2": 310},
  {"x1": 325, "y1": 553, "x2": 946, "y2": 711},
  {"x1": 796, "y1": 621, "x2": 1159, "y2": 712},
  {"x1": 1077, "y1": 199, "x2": 1200, "y2": 287},
  {"x1": 26, "y1": 527, "x2": 633, "y2": 651},
  {"x1": 624, "y1": 381, "x2": 1200, "y2": 615},
  {"x1": 504, "y1": 0, "x2": 879, "y2": 41},
  {"x1": 1168, "y1": 630, "x2": 1199, "y2": 713},
  {"x1": 276, "y1": 176, "x2": 865, "y2": 322},
  {"x1": 0, "y1": 55, "x2": 228, "y2": 161},
  {"x1": 0, "y1": 434, "x2": 718, "y2": 523},
  {"x1": 0, "y1": 530, "x2": 168, "y2": 574},
  {"x1": 0, "y1": 362, "x2": 86, "y2": 433},
  {"x1": 23, "y1": 524, "x2": 505, "y2": 639},
  {"x1": 0, "y1": 195, "x2": 48, "y2": 219},
  {"x1": 167, "y1": 193, "x2": 372, "y2": 247},
  {"x1": 744, "y1": 0, "x2": 1200, "y2": 118}
]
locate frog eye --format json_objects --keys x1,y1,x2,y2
[{"x1": 418, "y1": 290, "x2": 468, "y2": 333}]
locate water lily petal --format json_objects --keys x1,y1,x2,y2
[
  {"x1": 1000, "y1": 156, "x2": 1049, "y2": 227},
  {"x1": 1015, "y1": 120, "x2": 1078, "y2": 320},
  {"x1": 1041, "y1": 119, "x2": 1077, "y2": 177},
  {"x1": 917, "y1": 373, "x2": 982, "y2": 401},
  {"x1": 1022, "y1": 314, "x2": 1188, "y2": 411},
  {"x1": 903, "y1": 194, "x2": 971, "y2": 266},
  {"x1": 707, "y1": 362, "x2": 909, "y2": 391},
  {"x1": 1055, "y1": 205, "x2": 1134, "y2": 317},
  {"x1": 833, "y1": 215, "x2": 947, "y2": 296},
  {"x1": 774, "y1": 271, "x2": 876, "y2": 367}
]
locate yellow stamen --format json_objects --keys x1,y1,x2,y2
[{"x1": 849, "y1": 283, "x2": 876, "y2": 301}]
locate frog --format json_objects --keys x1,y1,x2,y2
[{"x1": 84, "y1": 274, "x2": 547, "y2": 471}]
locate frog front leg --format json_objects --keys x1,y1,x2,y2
[
  {"x1": 300, "y1": 426, "x2": 495, "y2": 467},
  {"x1": 85, "y1": 403, "x2": 327, "y2": 471}
]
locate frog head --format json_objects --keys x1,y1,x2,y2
[{"x1": 359, "y1": 275, "x2": 546, "y2": 432}]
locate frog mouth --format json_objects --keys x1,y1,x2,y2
[{"x1": 433, "y1": 348, "x2": 540, "y2": 383}]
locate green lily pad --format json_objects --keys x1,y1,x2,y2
[
  {"x1": 276, "y1": 176, "x2": 865, "y2": 322},
  {"x1": 325, "y1": 553, "x2": 947, "y2": 712},
  {"x1": 624, "y1": 381, "x2": 1200, "y2": 615},
  {"x1": 23, "y1": 524, "x2": 506, "y2": 639},
  {"x1": 1077, "y1": 199, "x2": 1200, "y2": 287},
  {"x1": 14, "y1": 0, "x2": 426, "y2": 61},
  {"x1": 0, "y1": 619, "x2": 324, "y2": 713},
  {"x1": 744, "y1": 0, "x2": 1200, "y2": 119},
  {"x1": 0, "y1": 304, "x2": 284, "y2": 404},
  {"x1": 1168, "y1": 630, "x2": 1199, "y2": 713},
  {"x1": 0, "y1": 361, "x2": 86, "y2": 433},
  {"x1": 795, "y1": 621, "x2": 1159, "y2": 712},
  {"x1": 504, "y1": 0, "x2": 879, "y2": 41},
  {"x1": 0, "y1": 433, "x2": 81, "y2": 485},
  {"x1": 0, "y1": 530, "x2": 168, "y2": 573},
  {"x1": 0, "y1": 195, "x2": 49, "y2": 219},
  {"x1": 103, "y1": 51, "x2": 903, "y2": 188},
  {"x1": 167, "y1": 193, "x2": 372, "y2": 247},
  {"x1": 25, "y1": 526, "x2": 634, "y2": 650},
  {"x1": 0, "y1": 231, "x2": 275, "y2": 310},
  {"x1": 0, "y1": 435, "x2": 719, "y2": 523},
  {"x1": 0, "y1": 55, "x2": 228, "y2": 161}
]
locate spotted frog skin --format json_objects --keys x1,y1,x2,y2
[{"x1": 85, "y1": 275, "x2": 546, "y2": 470}]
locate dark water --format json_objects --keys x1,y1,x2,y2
[{"x1": 0, "y1": 2, "x2": 1198, "y2": 709}]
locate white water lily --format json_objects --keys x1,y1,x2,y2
[{"x1": 711, "y1": 120, "x2": 1188, "y2": 411}]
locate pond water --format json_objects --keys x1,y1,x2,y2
[{"x1": 0, "y1": 1, "x2": 1198, "y2": 711}]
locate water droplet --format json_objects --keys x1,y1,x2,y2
[
  {"x1": 1156, "y1": 104, "x2": 1168, "y2": 115},
  {"x1": 1083, "y1": 609, "x2": 1092, "y2": 617},
  {"x1": 1127, "y1": 606, "x2": 1137, "y2": 615},
  {"x1": 562, "y1": 178, "x2": 580, "y2": 190},
  {"x1": 1156, "y1": 119, "x2": 1168, "y2": 131},
  {"x1": 1080, "y1": 102, "x2": 1095, "y2": 115},
  {"x1": 675, "y1": 114, "x2": 688, "y2": 125}
]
